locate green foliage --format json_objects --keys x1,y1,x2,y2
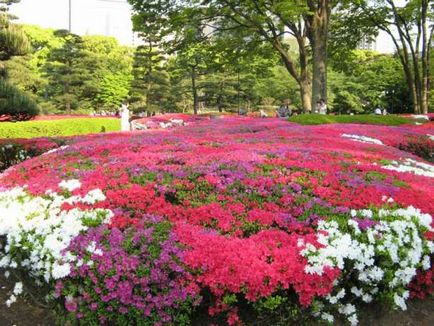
[
  {"x1": 95, "y1": 72, "x2": 131, "y2": 110},
  {"x1": 0, "y1": 118, "x2": 120, "y2": 138},
  {"x1": 0, "y1": 9, "x2": 29, "y2": 61},
  {"x1": 329, "y1": 51, "x2": 411, "y2": 113},
  {"x1": 333, "y1": 1, "x2": 433, "y2": 114},
  {"x1": 0, "y1": 78, "x2": 38, "y2": 120},
  {"x1": 130, "y1": 45, "x2": 171, "y2": 113},
  {"x1": 4, "y1": 26, "x2": 133, "y2": 114},
  {"x1": 288, "y1": 114, "x2": 411, "y2": 126},
  {"x1": 81, "y1": 35, "x2": 133, "y2": 111},
  {"x1": 254, "y1": 66, "x2": 301, "y2": 110}
]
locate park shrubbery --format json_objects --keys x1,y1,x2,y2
[
  {"x1": 0, "y1": 118, "x2": 120, "y2": 138},
  {"x1": 288, "y1": 114, "x2": 411, "y2": 126},
  {"x1": 0, "y1": 138, "x2": 60, "y2": 172},
  {"x1": 0, "y1": 79, "x2": 39, "y2": 121},
  {"x1": 0, "y1": 116, "x2": 433, "y2": 325}
]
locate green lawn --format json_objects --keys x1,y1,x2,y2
[
  {"x1": 288, "y1": 114, "x2": 412, "y2": 126},
  {"x1": 0, "y1": 118, "x2": 120, "y2": 138}
]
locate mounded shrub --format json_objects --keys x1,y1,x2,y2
[{"x1": 0, "y1": 79, "x2": 38, "y2": 121}]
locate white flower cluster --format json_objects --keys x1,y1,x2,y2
[
  {"x1": 382, "y1": 158, "x2": 434, "y2": 178},
  {"x1": 302, "y1": 207, "x2": 434, "y2": 324},
  {"x1": 0, "y1": 144, "x2": 30, "y2": 162},
  {"x1": 159, "y1": 118, "x2": 186, "y2": 129},
  {"x1": 411, "y1": 114, "x2": 429, "y2": 121},
  {"x1": 428, "y1": 134, "x2": 434, "y2": 141},
  {"x1": 341, "y1": 134, "x2": 384, "y2": 145},
  {"x1": 59, "y1": 179, "x2": 82, "y2": 192},
  {"x1": 0, "y1": 183, "x2": 112, "y2": 284},
  {"x1": 5, "y1": 282, "x2": 23, "y2": 307},
  {"x1": 42, "y1": 145, "x2": 69, "y2": 155}
]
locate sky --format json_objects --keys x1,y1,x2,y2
[
  {"x1": 10, "y1": 0, "x2": 396, "y2": 52},
  {"x1": 10, "y1": 0, "x2": 138, "y2": 45}
]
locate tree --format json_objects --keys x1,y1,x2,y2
[
  {"x1": 0, "y1": 0, "x2": 37, "y2": 120},
  {"x1": 44, "y1": 30, "x2": 88, "y2": 113},
  {"x1": 5, "y1": 26, "x2": 134, "y2": 114},
  {"x1": 0, "y1": 0, "x2": 29, "y2": 64},
  {"x1": 128, "y1": 0, "x2": 175, "y2": 113},
  {"x1": 0, "y1": 78, "x2": 38, "y2": 120},
  {"x1": 130, "y1": 45, "x2": 171, "y2": 113},
  {"x1": 195, "y1": 1, "x2": 353, "y2": 110},
  {"x1": 329, "y1": 50, "x2": 411, "y2": 114},
  {"x1": 80, "y1": 35, "x2": 133, "y2": 111},
  {"x1": 336, "y1": 0, "x2": 434, "y2": 114},
  {"x1": 201, "y1": 0, "x2": 313, "y2": 112},
  {"x1": 304, "y1": 0, "x2": 332, "y2": 105}
]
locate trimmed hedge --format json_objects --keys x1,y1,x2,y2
[
  {"x1": 0, "y1": 118, "x2": 120, "y2": 138},
  {"x1": 288, "y1": 114, "x2": 411, "y2": 126}
]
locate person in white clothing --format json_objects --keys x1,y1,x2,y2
[
  {"x1": 120, "y1": 102, "x2": 131, "y2": 131},
  {"x1": 316, "y1": 99, "x2": 327, "y2": 115},
  {"x1": 260, "y1": 109, "x2": 268, "y2": 118}
]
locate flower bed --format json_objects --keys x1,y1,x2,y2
[
  {"x1": 0, "y1": 138, "x2": 61, "y2": 172},
  {"x1": 0, "y1": 116, "x2": 433, "y2": 325}
]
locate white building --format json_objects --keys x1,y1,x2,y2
[{"x1": 10, "y1": 0, "x2": 139, "y2": 46}]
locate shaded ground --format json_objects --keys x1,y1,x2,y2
[
  {"x1": 0, "y1": 273, "x2": 55, "y2": 326},
  {"x1": 1, "y1": 272, "x2": 432, "y2": 326}
]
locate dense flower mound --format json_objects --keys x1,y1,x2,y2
[
  {"x1": 1, "y1": 116, "x2": 434, "y2": 325},
  {"x1": 133, "y1": 113, "x2": 211, "y2": 130},
  {"x1": 0, "y1": 138, "x2": 60, "y2": 172}
]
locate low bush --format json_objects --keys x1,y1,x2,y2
[
  {"x1": 0, "y1": 118, "x2": 120, "y2": 138},
  {"x1": 288, "y1": 114, "x2": 411, "y2": 126},
  {"x1": 58, "y1": 218, "x2": 199, "y2": 325},
  {"x1": 398, "y1": 136, "x2": 434, "y2": 162},
  {"x1": 0, "y1": 79, "x2": 39, "y2": 121},
  {"x1": 0, "y1": 138, "x2": 60, "y2": 172}
]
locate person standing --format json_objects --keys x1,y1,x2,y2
[
  {"x1": 120, "y1": 101, "x2": 130, "y2": 131},
  {"x1": 317, "y1": 99, "x2": 327, "y2": 115}
]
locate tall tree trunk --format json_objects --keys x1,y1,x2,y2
[
  {"x1": 191, "y1": 65, "x2": 198, "y2": 115},
  {"x1": 426, "y1": 25, "x2": 434, "y2": 114},
  {"x1": 398, "y1": 48, "x2": 419, "y2": 114},
  {"x1": 273, "y1": 38, "x2": 312, "y2": 113},
  {"x1": 296, "y1": 30, "x2": 312, "y2": 113},
  {"x1": 300, "y1": 79, "x2": 312, "y2": 114},
  {"x1": 420, "y1": 0, "x2": 429, "y2": 114},
  {"x1": 310, "y1": 5, "x2": 330, "y2": 107},
  {"x1": 306, "y1": 0, "x2": 331, "y2": 110}
]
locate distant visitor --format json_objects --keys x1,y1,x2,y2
[
  {"x1": 276, "y1": 103, "x2": 291, "y2": 118},
  {"x1": 120, "y1": 102, "x2": 130, "y2": 131},
  {"x1": 316, "y1": 99, "x2": 327, "y2": 115}
]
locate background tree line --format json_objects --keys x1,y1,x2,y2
[
  {"x1": 127, "y1": 0, "x2": 433, "y2": 115},
  {"x1": 1, "y1": 0, "x2": 433, "y2": 120}
]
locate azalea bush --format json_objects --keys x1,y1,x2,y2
[
  {"x1": 0, "y1": 115, "x2": 433, "y2": 325},
  {"x1": 58, "y1": 218, "x2": 199, "y2": 325},
  {"x1": 397, "y1": 135, "x2": 434, "y2": 162},
  {"x1": 0, "y1": 138, "x2": 60, "y2": 172}
]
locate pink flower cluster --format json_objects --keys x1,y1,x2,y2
[{"x1": 1, "y1": 115, "x2": 433, "y2": 323}]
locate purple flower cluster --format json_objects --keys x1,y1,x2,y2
[
  {"x1": 57, "y1": 216, "x2": 199, "y2": 325},
  {"x1": 353, "y1": 217, "x2": 379, "y2": 230}
]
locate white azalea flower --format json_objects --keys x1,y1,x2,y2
[
  {"x1": 59, "y1": 179, "x2": 81, "y2": 192},
  {"x1": 341, "y1": 134, "x2": 384, "y2": 145},
  {"x1": 0, "y1": 185, "x2": 113, "y2": 282}
]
